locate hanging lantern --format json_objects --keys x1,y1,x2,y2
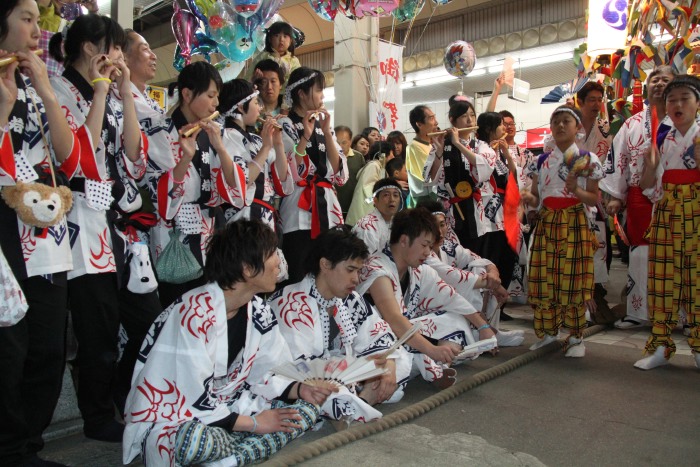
[{"x1": 586, "y1": 0, "x2": 629, "y2": 62}]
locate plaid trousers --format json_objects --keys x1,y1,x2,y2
[
  {"x1": 645, "y1": 181, "x2": 700, "y2": 357},
  {"x1": 528, "y1": 203, "x2": 596, "y2": 340}
]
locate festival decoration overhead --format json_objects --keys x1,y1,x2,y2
[
  {"x1": 354, "y1": 0, "x2": 400, "y2": 18},
  {"x1": 586, "y1": 0, "x2": 629, "y2": 59},
  {"x1": 392, "y1": 0, "x2": 425, "y2": 23},
  {"x1": 443, "y1": 40, "x2": 476, "y2": 78},
  {"x1": 231, "y1": 0, "x2": 262, "y2": 18},
  {"x1": 185, "y1": 0, "x2": 214, "y2": 24},
  {"x1": 308, "y1": 0, "x2": 340, "y2": 21},
  {"x1": 431, "y1": 0, "x2": 453, "y2": 5},
  {"x1": 171, "y1": 1, "x2": 198, "y2": 67},
  {"x1": 541, "y1": 76, "x2": 590, "y2": 103}
]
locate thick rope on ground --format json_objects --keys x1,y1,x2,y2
[{"x1": 266, "y1": 324, "x2": 607, "y2": 466}]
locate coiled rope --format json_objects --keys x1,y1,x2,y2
[{"x1": 266, "y1": 324, "x2": 607, "y2": 466}]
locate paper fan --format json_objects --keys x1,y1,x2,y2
[
  {"x1": 455, "y1": 336, "x2": 498, "y2": 361},
  {"x1": 541, "y1": 76, "x2": 589, "y2": 104},
  {"x1": 273, "y1": 324, "x2": 421, "y2": 389}
]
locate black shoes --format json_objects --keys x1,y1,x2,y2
[{"x1": 83, "y1": 420, "x2": 124, "y2": 443}]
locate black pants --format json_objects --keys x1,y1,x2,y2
[
  {"x1": 464, "y1": 230, "x2": 519, "y2": 289},
  {"x1": 0, "y1": 275, "x2": 68, "y2": 465},
  {"x1": 280, "y1": 229, "x2": 313, "y2": 287},
  {"x1": 68, "y1": 273, "x2": 161, "y2": 427}
]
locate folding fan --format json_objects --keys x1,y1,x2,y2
[
  {"x1": 541, "y1": 76, "x2": 589, "y2": 104},
  {"x1": 273, "y1": 324, "x2": 421, "y2": 389}
]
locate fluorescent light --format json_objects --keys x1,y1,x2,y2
[{"x1": 518, "y1": 52, "x2": 573, "y2": 69}]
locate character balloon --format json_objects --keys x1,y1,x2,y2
[
  {"x1": 443, "y1": 40, "x2": 476, "y2": 78},
  {"x1": 308, "y1": 0, "x2": 340, "y2": 21},
  {"x1": 431, "y1": 0, "x2": 453, "y2": 5},
  {"x1": 185, "y1": 0, "x2": 213, "y2": 24},
  {"x1": 207, "y1": 2, "x2": 237, "y2": 46},
  {"x1": 221, "y1": 24, "x2": 257, "y2": 62},
  {"x1": 231, "y1": 0, "x2": 262, "y2": 18}
]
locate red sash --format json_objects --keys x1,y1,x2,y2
[
  {"x1": 662, "y1": 169, "x2": 700, "y2": 184},
  {"x1": 543, "y1": 197, "x2": 580, "y2": 210}
]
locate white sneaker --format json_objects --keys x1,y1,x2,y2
[
  {"x1": 634, "y1": 346, "x2": 669, "y2": 370},
  {"x1": 529, "y1": 333, "x2": 560, "y2": 350},
  {"x1": 496, "y1": 329, "x2": 525, "y2": 347},
  {"x1": 564, "y1": 337, "x2": 586, "y2": 357},
  {"x1": 693, "y1": 352, "x2": 700, "y2": 370}
]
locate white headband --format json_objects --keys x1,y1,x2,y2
[
  {"x1": 284, "y1": 72, "x2": 318, "y2": 107},
  {"x1": 365, "y1": 184, "x2": 402, "y2": 205},
  {"x1": 432, "y1": 211, "x2": 446, "y2": 217},
  {"x1": 551, "y1": 107, "x2": 581, "y2": 125},
  {"x1": 223, "y1": 90, "x2": 260, "y2": 119}
]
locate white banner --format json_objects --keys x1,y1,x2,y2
[{"x1": 370, "y1": 40, "x2": 403, "y2": 136}]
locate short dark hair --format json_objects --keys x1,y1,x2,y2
[
  {"x1": 288, "y1": 67, "x2": 325, "y2": 108},
  {"x1": 415, "y1": 199, "x2": 446, "y2": 215},
  {"x1": 352, "y1": 134, "x2": 369, "y2": 148},
  {"x1": 550, "y1": 104, "x2": 583, "y2": 123},
  {"x1": 448, "y1": 100, "x2": 475, "y2": 123},
  {"x1": 218, "y1": 79, "x2": 256, "y2": 127},
  {"x1": 576, "y1": 81, "x2": 604, "y2": 103},
  {"x1": 204, "y1": 219, "x2": 278, "y2": 290},
  {"x1": 389, "y1": 207, "x2": 440, "y2": 245},
  {"x1": 499, "y1": 110, "x2": 515, "y2": 120},
  {"x1": 265, "y1": 22, "x2": 295, "y2": 56},
  {"x1": 385, "y1": 157, "x2": 405, "y2": 178},
  {"x1": 372, "y1": 177, "x2": 402, "y2": 196},
  {"x1": 49, "y1": 13, "x2": 127, "y2": 65},
  {"x1": 168, "y1": 61, "x2": 223, "y2": 100},
  {"x1": 368, "y1": 141, "x2": 392, "y2": 160},
  {"x1": 304, "y1": 226, "x2": 369, "y2": 277},
  {"x1": 663, "y1": 74, "x2": 700, "y2": 102},
  {"x1": 476, "y1": 112, "x2": 503, "y2": 143},
  {"x1": 253, "y1": 58, "x2": 285, "y2": 84},
  {"x1": 334, "y1": 125, "x2": 353, "y2": 138},
  {"x1": 409, "y1": 105, "x2": 430, "y2": 133},
  {"x1": 362, "y1": 127, "x2": 380, "y2": 137}
]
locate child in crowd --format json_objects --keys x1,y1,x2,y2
[
  {"x1": 248, "y1": 22, "x2": 300, "y2": 87},
  {"x1": 522, "y1": 105, "x2": 603, "y2": 357},
  {"x1": 634, "y1": 74, "x2": 700, "y2": 370}
]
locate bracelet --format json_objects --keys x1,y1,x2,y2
[
  {"x1": 250, "y1": 414, "x2": 258, "y2": 433},
  {"x1": 249, "y1": 159, "x2": 264, "y2": 172},
  {"x1": 293, "y1": 143, "x2": 307, "y2": 157},
  {"x1": 478, "y1": 323, "x2": 491, "y2": 331},
  {"x1": 91, "y1": 77, "x2": 112, "y2": 86}
]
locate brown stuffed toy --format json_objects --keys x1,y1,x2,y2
[{"x1": 2, "y1": 181, "x2": 73, "y2": 228}]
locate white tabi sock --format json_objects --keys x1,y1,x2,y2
[
  {"x1": 529, "y1": 332, "x2": 560, "y2": 350},
  {"x1": 564, "y1": 337, "x2": 585, "y2": 358},
  {"x1": 634, "y1": 346, "x2": 669, "y2": 370}
]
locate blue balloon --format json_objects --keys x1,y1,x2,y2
[
  {"x1": 221, "y1": 24, "x2": 257, "y2": 62},
  {"x1": 192, "y1": 31, "x2": 220, "y2": 61}
]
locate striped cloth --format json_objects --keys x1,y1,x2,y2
[
  {"x1": 528, "y1": 202, "x2": 596, "y2": 343},
  {"x1": 645, "y1": 181, "x2": 700, "y2": 357},
  {"x1": 174, "y1": 400, "x2": 319, "y2": 466}
]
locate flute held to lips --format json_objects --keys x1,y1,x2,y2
[
  {"x1": 103, "y1": 58, "x2": 122, "y2": 77},
  {"x1": 257, "y1": 117, "x2": 282, "y2": 129},
  {"x1": 0, "y1": 49, "x2": 43, "y2": 68},
  {"x1": 427, "y1": 126, "x2": 478, "y2": 137},
  {"x1": 182, "y1": 111, "x2": 220, "y2": 137}
]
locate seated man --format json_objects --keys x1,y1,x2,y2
[
  {"x1": 418, "y1": 200, "x2": 525, "y2": 347},
  {"x1": 269, "y1": 227, "x2": 411, "y2": 423},
  {"x1": 357, "y1": 208, "x2": 497, "y2": 389},
  {"x1": 352, "y1": 178, "x2": 403, "y2": 254},
  {"x1": 123, "y1": 220, "x2": 332, "y2": 467}
]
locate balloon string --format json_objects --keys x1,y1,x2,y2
[{"x1": 405, "y1": 2, "x2": 438, "y2": 59}]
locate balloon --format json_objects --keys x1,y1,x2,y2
[
  {"x1": 443, "y1": 40, "x2": 476, "y2": 78},
  {"x1": 392, "y1": 0, "x2": 425, "y2": 23},
  {"x1": 431, "y1": 0, "x2": 453, "y2": 5},
  {"x1": 263, "y1": 13, "x2": 284, "y2": 29},
  {"x1": 207, "y1": 2, "x2": 237, "y2": 46},
  {"x1": 308, "y1": 0, "x2": 340, "y2": 21},
  {"x1": 231, "y1": 0, "x2": 262, "y2": 19},
  {"x1": 253, "y1": 27, "x2": 267, "y2": 51},
  {"x1": 292, "y1": 27, "x2": 306, "y2": 49},
  {"x1": 59, "y1": 3, "x2": 83, "y2": 21},
  {"x1": 172, "y1": 1, "x2": 198, "y2": 66},
  {"x1": 221, "y1": 24, "x2": 257, "y2": 62},
  {"x1": 354, "y1": 0, "x2": 399, "y2": 18},
  {"x1": 185, "y1": 0, "x2": 212, "y2": 24},
  {"x1": 192, "y1": 31, "x2": 220, "y2": 60},
  {"x1": 215, "y1": 59, "x2": 246, "y2": 82},
  {"x1": 258, "y1": 0, "x2": 285, "y2": 24},
  {"x1": 173, "y1": 44, "x2": 186, "y2": 72}
]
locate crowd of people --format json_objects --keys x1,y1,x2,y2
[{"x1": 1, "y1": 2, "x2": 699, "y2": 466}]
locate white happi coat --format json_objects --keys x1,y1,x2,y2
[
  {"x1": 123, "y1": 283, "x2": 293, "y2": 466},
  {"x1": 52, "y1": 76, "x2": 148, "y2": 279},
  {"x1": 278, "y1": 117, "x2": 348, "y2": 233},
  {"x1": 221, "y1": 126, "x2": 294, "y2": 229},
  {"x1": 0, "y1": 73, "x2": 82, "y2": 279},
  {"x1": 356, "y1": 245, "x2": 477, "y2": 383},
  {"x1": 135, "y1": 102, "x2": 246, "y2": 264},
  {"x1": 352, "y1": 209, "x2": 391, "y2": 255},
  {"x1": 269, "y1": 275, "x2": 411, "y2": 421},
  {"x1": 424, "y1": 137, "x2": 504, "y2": 236},
  {"x1": 424, "y1": 239, "x2": 498, "y2": 322}
]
